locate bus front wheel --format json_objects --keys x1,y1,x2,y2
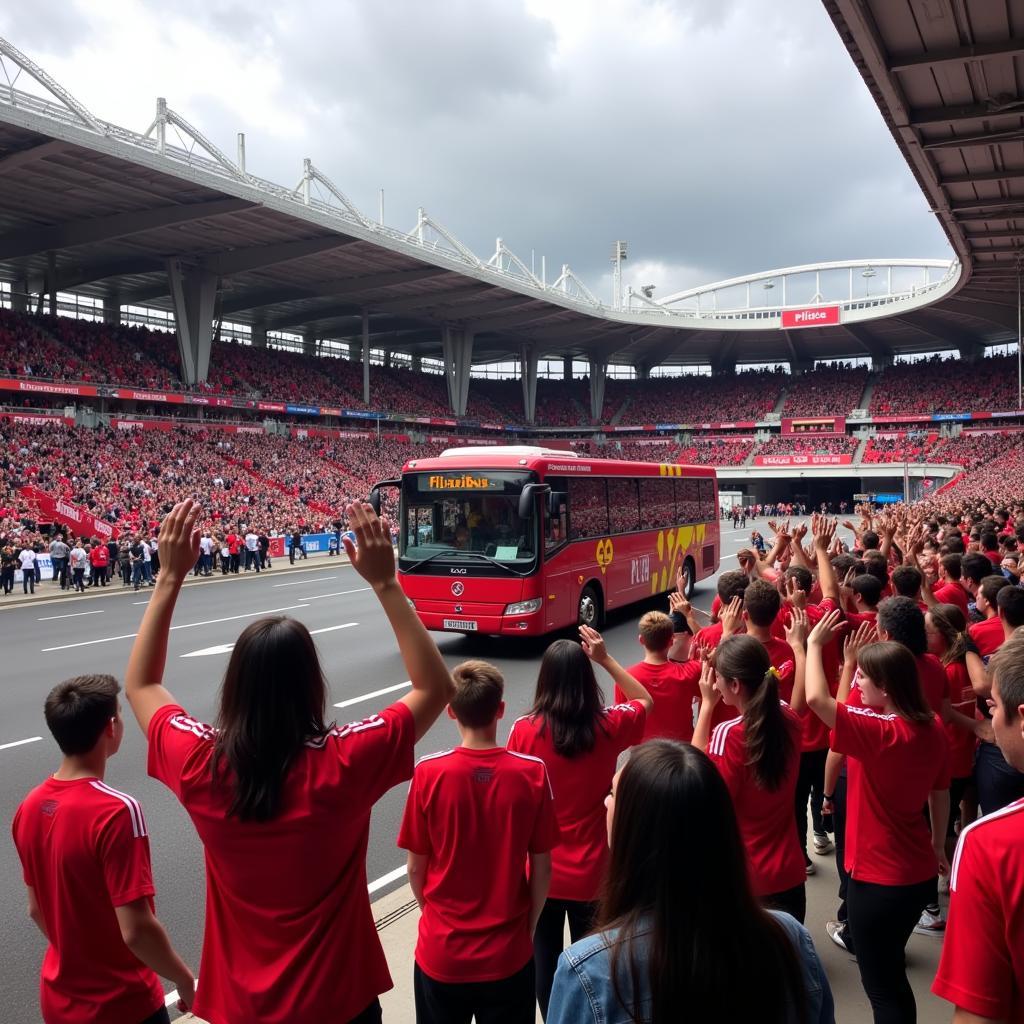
[
  {"x1": 681, "y1": 558, "x2": 696, "y2": 600},
  {"x1": 578, "y1": 585, "x2": 603, "y2": 629}
]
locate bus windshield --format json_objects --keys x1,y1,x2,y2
[{"x1": 400, "y1": 470, "x2": 538, "y2": 572}]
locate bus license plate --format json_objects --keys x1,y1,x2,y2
[{"x1": 444, "y1": 619, "x2": 478, "y2": 631}]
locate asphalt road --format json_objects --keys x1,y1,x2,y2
[{"x1": 0, "y1": 522, "x2": 866, "y2": 1021}]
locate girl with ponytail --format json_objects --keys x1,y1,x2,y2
[{"x1": 693, "y1": 634, "x2": 807, "y2": 922}]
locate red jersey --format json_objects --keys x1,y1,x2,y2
[
  {"x1": 969, "y1": 616, "x2": 1006, "y2": 659},
  {"x1": 148, "y1": 701, "x2": 415, "y2": 1024},
  {"x1": 755, "y1": 636, "x2": 796, "y2": 703},
  {"x1": 508, "y1": 703, "x2": 644, "y2": 901},
  {"x1": 12, "y1": 777, "x2": 164, "y2": 1024},
  {"x1": 89, "y1": 546, "x2": 109, "y2": 568},
  {"x1": 785, "y1": 599, "x2": 844, "y2": 751},
  {"x1": 846, "y1": 609, "x2": 877, "y2": 629},
  {"x1": 708, "y1": 707, "x2": 805, "y2": 896},
  {"x1": 943, "y1": 658, "x2": 978, "y2": 779},
  {"x1": 933, "y1": 582, "x2": 969, "y2": 618},
  {"x1": 933, "y1": 798, "x2": 1024, "y2": 1021},
  {"x1": 916, "y1": 653, "x2": 950, "y2": 716},
  {"x1": 617, "y1": 662, "x2": 734, "y2": 743},
  {"x1": 691, "y1": 620, "x2": 727, "y2": 655},
  {"x1": 397, "y1": 746, "x2": 559, "y2": 983},
  {"x1": 831, "y1": 703, "x2": 951, "y2": 885}
]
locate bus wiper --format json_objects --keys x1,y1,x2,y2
[{"x1": 403, "y1": 548, "x2": 532, "y2": 576}]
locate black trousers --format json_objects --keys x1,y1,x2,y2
[
  {"x1": 795, "y1": 748, "x2": 827, "y2": 855},
  {"x1": 1, "y1": 567, "x2": 13, "y2": 593},
  {"x1": 533, "y1": 898, "x2": 596, "y2": 1020},
  {"x1": 414, "y1": 959, "x2": 535, "y2": 1024},
  {"x1": 763, "y1": 882, "x2": 806, "y2": 925},
  {"x1": 138, "y1": 1007, "x2": 170, "y2": 1024},
  {"x1": 833, "y1": 773, "x2": 852, "y2": 941},
  {"x1": 847, "y1": 876, "x2": 934, "y2": 1024},
  {"x1": 975, "y1": 740, "x2": 1024, "y2": 814}
]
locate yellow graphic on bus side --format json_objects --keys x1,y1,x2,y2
[
  {"x1": 595, "y1": 538, "x2": 614, "y2": 574},
  {"x1": 652, "y1": 523, "x2": 706, "y2": 593},
  {"x1": 658, "y1": 464, "x2": 684, "y2": 477}
]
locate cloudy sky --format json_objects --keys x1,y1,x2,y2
[{"x1": 1, "y1": 0, "x2": 952, "y2": 304}]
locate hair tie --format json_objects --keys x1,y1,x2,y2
[{"x1": 766, "y1": 666, "x2": 780, "y2": 680}]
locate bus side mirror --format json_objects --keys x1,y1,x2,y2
[
  {"x1": 368, "y1": 479, "x2": 400, "y2": 517},
  {"x1": 518, "y1": 483, "x2": 548, "y2": 520},
  {"x1": 548, "y1": 491, "x2": 566, "y2": 517}
]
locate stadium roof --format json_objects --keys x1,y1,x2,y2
[{"x1": 0, "y1": 20, "x2": 1017, "y2": 373}]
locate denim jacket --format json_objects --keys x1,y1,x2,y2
[{"x1": 547, "y1": 910, "x2": 835, "y2": 1024}]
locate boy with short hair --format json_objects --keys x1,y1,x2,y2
[
  {"x1": 399, "y1": 660, "x2": 559, "y2": 1024},
  {"x1": 12, "y1": 674, "x2": 193, "y2": 1024}
]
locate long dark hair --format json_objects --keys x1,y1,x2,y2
[
  {"x1": 529, "y1": 638, "x2": 605, "y2": 758},
  {"x1": 598, "y1": 741, "x2": 806, "y2": 1023},
  {"x1": 857, "y1": 641, "x2": 933, "y2": 724},
  {"x1": 713, "y1": 635, "x2": 795, "y2": 791},
  {"x1": 928, "y1": 603, "x2": 969, "y2": 666},
  {"x1": 211, "y1": 616, "x2": 330, "y2": 821}
]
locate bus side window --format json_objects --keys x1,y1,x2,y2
[
  {"x1": 639, "y1": 478, "x2": 674, "y2": 530},
  {"x1": 698, "y1": 478, "x2": 717, "y2": 521},
  {"x1": 678, "y1": 478, "x2": 700, "y2": 523},
  {"x1": 608, "y1": 479, "x2": 639, "y2": 534},
  {"x1": 568, "y1": 477, "x2": 609, "y2": 539}
]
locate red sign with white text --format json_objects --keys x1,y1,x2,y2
[
  {"x1": 0, "y1": 412, "x2": 74, "y2": 427},
  {"x1": 0, "y1": 377, "x2": 97, "y2": 398},
  {"x1": 754, "y1": 454, "x2": 853, "y2": 467},
  {"x1": 781, "y1": 306, "x2": 841, "y2": 329},
  {"x1": 20, "y1": 486, "x2": 119, "y2": 539}
]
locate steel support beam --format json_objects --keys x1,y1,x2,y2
[
  {"x1": 442, "y1": 325, "x2": 473, "y2": 417},
  {"x1": 520, "y1": 342, "x2": 539, "y2": 424},
  {"x1": 588, "y1": 358, "x2": 607, "y2": 423},
  {"x1": 203, "y1": 234, "x2": 360, "y2": 276},
  {"x1": 0, "y1": 197, "x2": 254, "y2": 261},
  {"x1": 923, "y1": 126, "x2": 1024, "y2": 151},
  {"x1": 166, "y1": 259, "x2": 218, "y2": 387},
  {"x1": 268, "y1": 304, "x2": 363, "y2": 330},
  {"x1": 371, "y1": 285, "x2": 492, "y2": 315},
  {"x1": 889, "y1": 41, "x2": 1024, "y2": 73},
  {"x1": 909, "y1": 102, "x2": 1024, "y2": 128},
  {"x1": 0, "y1": 139, "x2": 70, "y2": 174},
  {"x1": 362, "y1": 310, "x2": 371, "y2": 407}
]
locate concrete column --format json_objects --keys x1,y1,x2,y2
[
  {"x1": 789, "y1": 357, "x2": 813, "y2": 375},
  {"x1": 711, "y1": 354, "x2": 736, "y2": 376},
  {"x1": 347, "y1": 341, "x2": 359, "y2": 361},
  {"x1": 361, "y1": 310, "x2": 371, "y2": 407},
  {"x1": 957, "y1": 345, "x2": 981, "y2": 365},
  {"x1": 520, "y1": 343, "x2": 539, "y2": 424},
  {"x1": 563, "y1": 355, "x2": 573, "y2": 381},
  {"x1": 47, "y1": 251, "x2": 57, "y2": 316},
  {"x1": 384, "y1": 351, "x2": 392, "y2": 369},
  {"x1": 166, "y1": 258, "x2": 218, "y2": 387},
  {"x1": 589, "y1": 359, "x2": 607, "y2": 423},
  {"x1": 636, "y1": 362, "x2": 651, "y2": 380},
  {"x1": 303, "y1": 329, "x2": 316, "y2": 358},
  {"x1": 411, "y1": 354, "x2": 422, "y2": 373},
  {"x1": 870, "y1": 353, "x2": 892, "y2": 372},
  {"x1": 442, "y1": 324, "x2": 474, "y2": 417},
  {"x1": 10, "y1": 279, "x2": 28, "y2": 312},
  {"x1": 251, "y1": 324, "x2": 268, "y2": 349},
  {"x1": 103, "y1": 294, "x2": 120, "y2": 325}
]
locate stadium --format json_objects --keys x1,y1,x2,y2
[{"x1": 3, "y1": 2, "x2": 1024, "y2": 1023}]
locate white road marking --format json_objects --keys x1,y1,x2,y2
[
  {"x1": 334, "y1": 680, "x2": 411, "y2": 709},
  {"x1": 299, "y1": 587, "x2": 371, "y2": 600},
  {"x1": 132, "y1": 600, "x2": 150, "y2": 605},
  {"x1": 38, "y1": 609, "x2": 105, "y2": 621},
  {"x1": 273, "y1": 576, "x2": 337, "y2": 588},
  {"x1": 41, "y1": 605, "x2": 311, "y2": 653},
  {"x1": 0, "y1": 736, "x2": 42, "y2": 752},
  {"x1": 310, "y1": 622, "x2": 358, "y2": 636},
  {"x1": 367, "y1": 865, "x2": 407, "y2": 894},
  {"x1": 181, "y1": 622, "x2": 358, "y2": 658}
]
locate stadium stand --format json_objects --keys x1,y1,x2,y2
[
  {"x1": 870, "y1": 354, "x2": 1020, "y2": 415},
  {"x1": 781, "y1": 363, "x2": 869, "y2": 416}
]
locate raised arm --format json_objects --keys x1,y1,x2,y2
[
  {"x1": 784, "y1": 608, "x2": 808, "y2": 714},
  {"x1": 813, "y1": 517, "x2": 841, "y2": 606},
  {"x1": 692, "y1": 657, "x2": 719, "y2": 753},
  {"x1": 344, "y1": 502, "x2": 454, "y2": 742},
  {"x1": 124, "y1": 500, "x2": 200, "y2": 733},
  {"x1": 580, "y1": 625, "x2": 653, "y2": 712},
  {"x1": 806, "y1": 609, "x2": 844, "y2": 728}
]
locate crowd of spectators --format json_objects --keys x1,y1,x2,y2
[
  {"x1": 870, "y1": 354, "x2": 1020, "y2": 415},
  {"x1": 781, "y1": 362, "x2": 869, "y2": 416},
  {"x1": 753, "y1": 434, "x2": 860, "y2": 458},
  {"x1": 612, "y1": 369, "x2": 783, "y2": 424},
  {"x1": 860, "y1": 433, "x2": 938, "y2": 464}
]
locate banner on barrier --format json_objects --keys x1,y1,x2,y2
[
  {"x1": 0, "y1": 377, "x2": 97, "y2": 397},
  {"x1": 0, "y1": 412, "x2": 74, "y2": 426},
  {"x1": 20, "y1": 486, "x2": 119, "y2": 539},
  {"x1": 782, "y1": 417, "x2": 846, "y2": 435},
  {"x1": 753, "y1": 454, "x2": 853, "y2": 466}
]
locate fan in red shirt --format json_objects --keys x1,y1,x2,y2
[
  {"x1": 806, "y1": 611, "x2": 950, "y2": 1024},
  {"x1": 618, "y1": 610, "x2": 718, "y2": 743},
  {"x1": 694, "y1": 634, "x2": 807, "y2": 922},
  {"x1": 401, "y1": 659, "x2": 561, "y2": 1024},
  {"x1": 124, "y1": 500, "x2": 455, "y2": 1024},
  {"x1": 691, "y1": 570, "x2": 749, "y2": 656},
  {"x1": 89, "y1": 539, "x2": 110, "y2": 587},
  {"x1": 843, "y1": 573, "x2": 882, "y2": 629},
  {"x1": 969, "y1": 575, "x2": 1018, "y2": 659},
  {"x1": 12, "y1": 674, "x2": 193, "y2": 1024},
  {"x1": 932, "y1": 554, "x2": 970, "y2": 618},
  {"x1": 933, "y1": 630, "x2": 1024, "y2": 1022},
  {"x1": 509, "y1": 626, "x2": 651, "y2": 1017}
]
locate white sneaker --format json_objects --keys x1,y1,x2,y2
[
  {"x1": 913, "y1": 908, "x2": 946, "y2": 936},
  {"x1": 812, "y1": 831, "x2": 834, "y2": 855}
]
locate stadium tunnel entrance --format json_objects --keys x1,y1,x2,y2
[{"x1": 716, "y1": 474, "x2": 911, "y2": 510}]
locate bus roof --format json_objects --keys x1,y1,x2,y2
[{"x1": 403, "y1": 445, "x2": 717, "y2": 478}]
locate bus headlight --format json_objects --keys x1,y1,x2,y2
[{"x1": 504, "y1": 598, "x2": 542, "y2": 615}]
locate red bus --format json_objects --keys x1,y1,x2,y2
[{"x1": 372, "y1": 446, "x2": 720, "y2": 636}]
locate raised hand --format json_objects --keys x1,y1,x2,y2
[
  {"x1": 668, "y1": 591, "x2": 691, "y2": 617},
  {"x1": 698, "y1": 655, "x2": 719, "y2": 706},
  {"x1": 808, "y1": 607, "x2": 843, "y2": 648},
  {"x1": 156, "y1": 499, "x2": 201, "y2": 582},
  {"x1": 720, "y1": 595, "x2": 744, "y2": 637},
  {"x1": 579, "y1": 624, "x2": 607, "y2": 663},
  {"x1": 813, "y1": 516, "x2": 837, "y2": 551},
  {"x1": 784, "y1": 575, "x2": 807, "y2": 610},
  {"x1": 842, "y1": 619, "x2": 878, "y2": 665},
  {"x1": 342, "y1": 501, "x2": 396, "y2": 591},
  {"x1": 785, "y1": 607, "x2": 809, "y2": 650}
]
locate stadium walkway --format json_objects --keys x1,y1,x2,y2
[{"x1": 171, "y1": 850, "x2": 952, "y2": 1023}]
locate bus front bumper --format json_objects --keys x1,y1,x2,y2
[{"x1": 413, "y1": 601, "x2": 545, "y2": 636}]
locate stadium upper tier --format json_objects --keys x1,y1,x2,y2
[
  {"x1": 0, "y1": 30, "x2": 1016, "y2": 395},
  {"x1": 2, "y1": 310, "x2": 1023, "y2": 426}
]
